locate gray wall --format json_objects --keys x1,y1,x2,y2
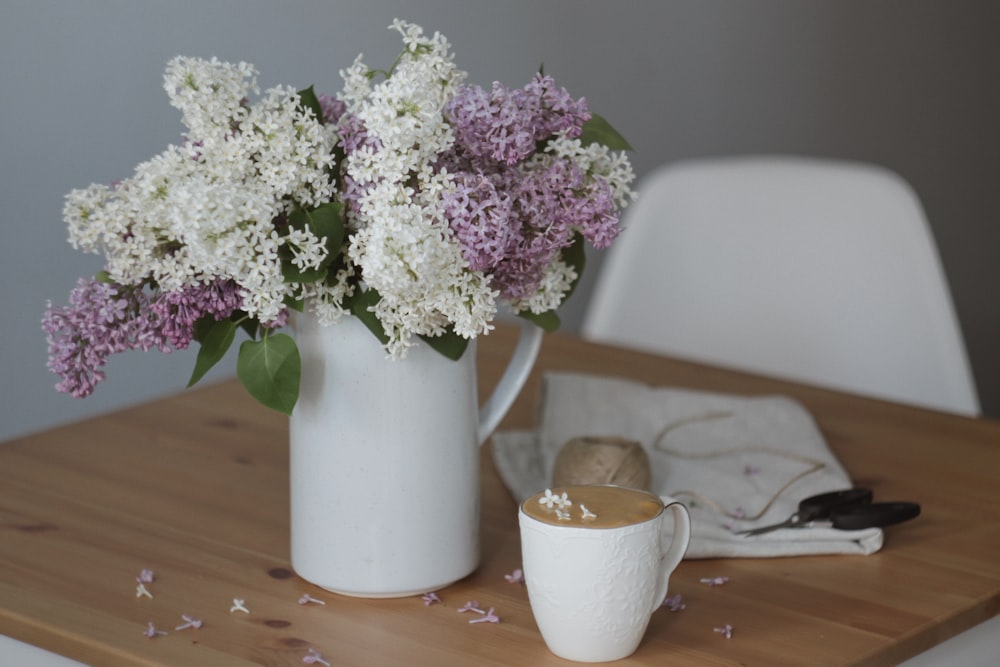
[{"x1": 2, "y1": 0, "x2": 997, "y2": 442}]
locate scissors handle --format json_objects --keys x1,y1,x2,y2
[
  {"x1": 797, "y1": 487, "x2": 873, "y2": 521},
  {"x1": 829, "y1": 501, "x2": 921, "y2": 530},
  {"x1": 738, "y1": 488, "x2": 873, "y2": 536}
]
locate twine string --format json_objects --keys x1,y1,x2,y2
[{"x1": 651, "y1": 411, "x2": 826, "y2": 522}]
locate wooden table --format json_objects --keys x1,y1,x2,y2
[{"x1": 2, "y1": 325, "x2": 999, "y2": 666}]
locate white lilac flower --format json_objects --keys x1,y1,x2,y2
[
  {"x1": 546, "y1": 133, "x2": 637, "y2": 209},
  {"x1": 701, "y1": 576, "x2": 730, "y2": 587},
  {"x1": 63, "y1": 56, "x2": 335, "y2": 325},
  {"x1": 714, "y1": 624, "x2": 734, "y2": 639},
  {"x1": 175, "y1": 614, "x2": 203, "y2": 631},
  {"x1": 163, "y1": 56, "x2": 258, "y2": 139},
  {"x1": 300, "y1": 265, "x2": 356, "y2": 327},
  {"x1": 539, "y1": 489, "x2": 573, "y2": 510},
  {"x1": 284, "y1": 227, "x2": 328, "y2": 271},
  {"x1": 510, "y1": 258, "x2": 578, "y2": 315},
  {"x1": 339, "y1": 21, "x2": 497, "y2": 355}
]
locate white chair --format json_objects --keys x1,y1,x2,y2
[{"x1": 582, "y1": 156, "x2": 980, "y2": 416}]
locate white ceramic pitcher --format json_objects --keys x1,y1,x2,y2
[{"x1": 289, "y1": 313, "x2": 542, "y2": 597}]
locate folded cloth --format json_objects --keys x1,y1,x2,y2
[{"x1": 492, "y1": 372, "x2": 883, "y2": 559}]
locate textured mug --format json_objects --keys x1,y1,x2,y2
[{"x1": 519, "y1": 485, "x2": 691, "y2": 662}]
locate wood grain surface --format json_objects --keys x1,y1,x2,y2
[{"x1": 2, "y1": 325, "x2": 998, "y2": 666}]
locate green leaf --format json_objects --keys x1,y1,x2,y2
[
  {"x1": 343, "y1": 288, "x2": 389, "y2": 345},
  {"x1": 237, "y1": 333, "x2": 301, "y2": 415},
  {"x1": 95, "y1": 270, "x2": 114, "y2": 284},
  {"x1": 192, "y1": 314, "x2": 215, "y2": 344},
  {"x1": 238, "y1": 316, "x2": 259, "y2": 340},
  {"x1": 518, "y1": 309, "x2": 561, "y2": 332},
  {"x1": 297, "y1": 85, "x2": 324, "y2": 123},
  {"x1": 306, "y1": 202, "x2": 346, "y2": 258},
  {"x1": 419, "y1": 329, "x2": 470, "y2": 361},
  {"x1": 284, "y1": 296, "x2": 305, "y2": 313},
  {"x1": 580, "y1": 113, "x2": 633, "y2": 151},
  {"x1": 280, "y1": 260, "x2": 328, "y2": 284},
  {"x1": 187, "y1": 319, "x2": 237, "y2": 387}
]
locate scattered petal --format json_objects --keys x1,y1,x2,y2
[
  {"x1": 555, "y1": 509, "x2": 571, "y2": 521},
  {"x1": 422, "y1": 592, "x2": 442, "y2": 606},
  {"x1": 468, "y1": 607, "x2": 500, "y2": 624},
  {"x1": 714, "y1": 624, "x2": 734, "y2": 639},
  {"x1": 539, "y1": 488, "x2": 572, "y2": 510},
  {"x1": 143, "y1": 621, "x2": 168, "y2": 638},
  {"x1": 137, "y1": 569, "x2": 155, "y2": 584},
  {"x1": 503, "y1": 569, "x2": 524, "y2": 584},
  {"x1": 662, "y1": 594, "x2": 686, "y2": 611},
  {"x1": 136, "y1": 583, "x2": 153, "y2": 599},
  {"x1": 298, "y1": 594, "x2": 326, "y2": 606},
  {"x1": 230, "y1": 598, "x2": 250, "y2": 614},
  {"x1": 175, "y1": 614, "x2": 203, "y2": 631},
  {"x1": 580, "y1": 504, "x2": 597, "y2": 519},
  {"x1": 303, "y1": 648, "x2": 332, "y2": 665},
  {"x1": 700, "y1": 576, "x2": 730, "y2": 587},
  {"x1": 457, "y1": 600, "x2": 482, "y2": 613}
]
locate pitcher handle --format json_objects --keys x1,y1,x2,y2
[
  {"x1": 649, "y1": 496, "x2": 692, "y2": 613},
  {"x1": 477, "y1": 320, "x2": 544, "y2": 444}
]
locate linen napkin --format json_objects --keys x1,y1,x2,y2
[{"x1": 492, "y1": 372, "x2": 883, "y2": 559}]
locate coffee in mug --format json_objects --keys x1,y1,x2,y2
[{"x1": 519, "y1": 485, "x2": 691, "y2": 662}]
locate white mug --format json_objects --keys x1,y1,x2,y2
[{"x1": 519, "y1": 485, "x2": 691, "y2": 662}]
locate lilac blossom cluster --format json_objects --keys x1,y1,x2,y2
[
  {"x1": 327, "y1": 21, "x2": 635, "y2": 355},
  {"x1": 44, "y1": 20, "x2": 635, "y2": 406},
  {"x1": 438, "y1": 74, "x2": 626, "y2": 307},
  {"x1": 43, "y1": 278, "x2": 243, "y2": 398},
  {"x1": 339, "y1": 67, "x2": 628, "y2": 312},
  {"x1": 441, "y1": 74, "x2": 632, "y2": 312}
]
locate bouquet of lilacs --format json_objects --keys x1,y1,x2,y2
[{"x1": 43, "y1": 20, "x2": 635, "y2": 414}]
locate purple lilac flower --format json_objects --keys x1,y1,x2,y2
[
  {"x1": 522, "y1": 74, "x2": 590, "y2": 138},
  {"x1": 433, "y1": 74, "x2": 618, "y2": 303},
  {"x1": 149, "y1": 280, "x2": 242, "y2": 348},
  {"x1": 261, "y1": 307, "x2": 289, "y2": 329},
  {"x1": 317, "y1": 94, "x2": 346, "y2": 125},
  {"x1": 43, "y1": 279, "x2": 153, "y2": 398},
  {"x1": 445, "y1": 74, "x2": 589, "y2": 166},
  {"x1": 662, "y1": 594, "x2": 686, "y2": 611},
  {"x1": 482, "y1": 159, "x2": 602, "y2": 301},
  {"x1": 43, "y1": 278, "x2": 244, "y2": 398},
  {"x1": 335, "y1": 113, "x2": 382, "y2": 215},
  {"x1": 441, "y1": 172, "x2": 515, "y2": 271},
  {"x1": 336, "y1": 113, "x2": 380, "y2": 156}
]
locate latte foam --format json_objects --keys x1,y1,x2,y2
[{"x1": 521, "y1": 485, "x2": 663, "y2": 528}]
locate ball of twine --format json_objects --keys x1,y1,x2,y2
[{"x1": 551, "y1": 436, "x2": 652, "y2": 491}]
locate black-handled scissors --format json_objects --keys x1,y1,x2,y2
[{"x1": 739, "y1": 488, "x2": 920, "y2": 536}]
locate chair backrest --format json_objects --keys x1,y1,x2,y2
[{"x1": 582, "y1": 156, "x2": 980, "y2": 416}]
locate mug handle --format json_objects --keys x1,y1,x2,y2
[
  {"x1": 650, "y1": 496, "x2": 692, "y2": 613},
  {"x1": 477, "y1": 320, "x2": 544, "y2": 444}
]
